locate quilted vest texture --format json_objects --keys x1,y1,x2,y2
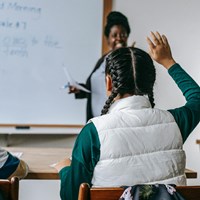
[{"x1": 90, "y1": 96, "x2": 186, "y2": 187}]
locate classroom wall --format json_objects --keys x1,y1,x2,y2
[{"x1": 113, "y1": 0, "x2": 200, "y2": 185}]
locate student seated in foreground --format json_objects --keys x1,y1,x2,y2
[
  {"x1": 55, "y1": 32, "x2": 200, "y2": 200},
  {"x1": 0, "y1": 147, "x2": 28, "y2": 179}
]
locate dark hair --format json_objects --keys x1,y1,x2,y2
[
  {"x1": 104, "y1": 11, "x2": 131, "y2": 38},
  {"x1": 101, "y1": 47, "x2": 156, "y2": 115}
]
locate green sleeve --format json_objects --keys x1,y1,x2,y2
[
  {"x1": 59, "y1": 122, "x2": 100, "y2": 200},
  {"x1": 168, "y1": 64, "x2": 200, "y2": 142}
]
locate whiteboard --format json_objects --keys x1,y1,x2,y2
[{"x1": 0, "y1": 0, "x2": 103, "y2": 125}]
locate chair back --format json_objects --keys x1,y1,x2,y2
[
  {"x1": 78, "y1": 183, "x2": 124, "y2": 200},
  {"x1": 176, "y1": 186, "x2": 200, "y2": 200},
  {"x1": 0, "y1": 177, "x2": 19, "y2": 200},
  {"x1": 78, "y1": 183, "x2": 200, "y2": 200}
]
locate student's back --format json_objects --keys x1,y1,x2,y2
[
  {"x1": 90, "y1": 94, "x2": 186, "y2": 186},
  {"x1": 56, "y1": 32, "x2": 200, "y2": 200}
]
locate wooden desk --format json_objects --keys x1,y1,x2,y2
[
  {"x1": 185, "y1": 168, "x2": 197, "y2": 179},
  {"x1": 5, "y1": 147, "x2": 72, "y2": 179},
  {"x1": 4, "y1": 147, "x2": 197, "y2": 180}
]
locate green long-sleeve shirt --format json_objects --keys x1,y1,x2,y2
[{"x1": 59, "y1": 64, "x2": 200, "y2": 200}]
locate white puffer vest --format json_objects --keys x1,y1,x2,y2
[{"x1": 90, "y1": 96, "x2": 186, "y2": 187}]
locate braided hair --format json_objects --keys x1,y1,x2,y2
[
  {"x1": 101, "y1": 47, "x2": 156, "y2": 115},
  {"x1": 104, "y1": 11, "x2": 131, "y2": 38}
]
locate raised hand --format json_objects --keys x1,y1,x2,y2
[{"x1": 147, "y1": 31, "x2": 176, "y2": 69}]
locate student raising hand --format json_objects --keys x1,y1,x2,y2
[
  {"x1": 58, "y1": 33, "x2": 200, "y2": 200},
  {"x1": 147, "y1": 31, "x2": 176, "y2": 69}
]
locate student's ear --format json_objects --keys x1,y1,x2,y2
[{"x1": 106, "y1": 75, "x2": 112, "y2": 96}]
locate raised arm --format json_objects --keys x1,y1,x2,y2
[
  {"x1": 147, "y1": 31, "x2": 200, "y2": 142},
  {"x1": 147, "y1": 31, "x2": 176, "y2": 69}
]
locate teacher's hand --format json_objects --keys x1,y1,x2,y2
[{"x1": 68, "y1": 86, "x2": 80, "y2": 94}]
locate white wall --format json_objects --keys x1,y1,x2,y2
[{"x1": 113, "y1": 0, "x2": 200, "y2": 185}]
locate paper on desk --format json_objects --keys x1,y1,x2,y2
[
  {"x1": 61, "y1": 67, "x2": 90, "y2": 93},
  {"x1": 11, "y1": 152, "x2": 23, "y2": 158},
  {"x1": 49, "y1": 162, "x2": 58, "y2": 168}
]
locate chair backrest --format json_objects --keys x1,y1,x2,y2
[
  {"x1": 0, "y1": 177, "x2": 19, "y2": 200},
  {"x1": 176, "y1": 186, "x2": 200, "y2": 200},
  {"x1": 78, "y1": 183, "x2": 200, "y2": 200}
]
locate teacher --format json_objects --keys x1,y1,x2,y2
[{"x1": 69, "y1": 11, "x2": 131, "y2": 121}]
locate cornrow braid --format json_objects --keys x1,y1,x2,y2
[
  {"x1": 101, "y1": 48, "x2": 135, "y2": 115},
  {"x1": 101, "y1": 90, "x2": 118, "y2": 115},
  {"x1": 101, "y1": 47, "x2": 156, "y2": 115},
  {"x1": 148, "y1": 92, "x2": 155, "y2": 108},
  {"x1": 131, "y1": 48, "x2": 156, "y2": 107},
  {"x1": 101, "y1": 54, "x2": 120, "y2": 115}
]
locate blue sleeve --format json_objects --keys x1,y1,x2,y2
[{"x1": 0, "y1": 152, "x2": 20, "y2": 179}]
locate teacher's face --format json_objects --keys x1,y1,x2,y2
[{"x1": 107, "y1": 25, "x2": 128, "y2": 51}]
